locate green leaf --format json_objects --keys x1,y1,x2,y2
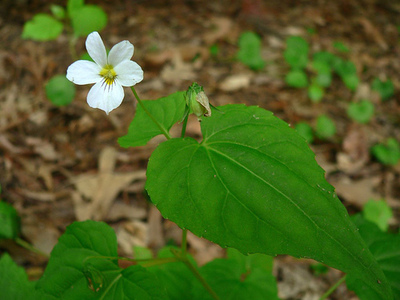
[
  {"x1": 67, "y1": 0, "x2": 84, "y2": 18},
  {"x1": 192, "y1": 258, "x2": 279, "y2": 300},
  {"x1": 295, "y1": 122, "x2": 314, "y2": 144},
  {"x1": 148, "y1": 247, "x2": 196, "y2": 299},
  {"x1": 146, "y1": 104, "x2": 392, "y2": 299},
  {"x1": 22, "y1": 14, "x2": 63, "y2": 41},
  {"x1": 372, "y1": 78, "x2": 394, "y2": 101},
  {"x1": 226, "y1": 248, "x2": 273, "y2": 273},
  {"x1": 333, "y1": 58, "x2": 359, "y2": 90},
  {"x1": 285, "y1": 69, "x2": 308, "y2": 88},
  {"x1": 0, "y1": 201, "x2": 20, "y2": 239},
  {"x1": 284, "y1": 36, "x2": 309, "y2": 69},
  {"x1": 363, "y1": 199, "x2": 393, "y2": 232},
  {"x1": 312, "y1": 60, "x2": 332, "y2": 87},
  {"x1": 0, "y1": 253, "x2": 36, "y2": 299},
  {"x1": 308, "y1": 83, "x2": 324, "y2": 103},
  {"x1": 342, "y1": 73, "x2": 359, "y2": 91},
  {"x1": 210, "y1": 44, "x2": 219, "y2": 57},
  {"x1": 51, "y1": 5, "x2": 65, "y2": 19},
  {"x1": 237, "y1": 32, "x2": 266, "y2": 70},
  {"x1": 348, "y1": 216, "x2": 400, "y2": 299},
  {"x1": 316, "y1": 114, "x2": 336, "y2": 139},
  {"x1": 45, "y1": 75, "x2": 76, "y2": 107},
  {"x1": 36, "y1": 220, "x2": 166, "y2": 299},
  {"x1": 71, "y1": 5, "x2": 107, "y2": 37},
  {"x1": 133, "y1": 246, "x2": 153, "y2": 260},
  {"x1": 333, "y1": 41, "x2": 350, "y2": 53},
  {"x1": 313, "y1": 51, "x2": 336, "y2": 66},
  {"x1": 118, "y1": 91, "x2": 186, "y2": 147},
  {"x1": 347, "y1": 100, "x2": 374, "y2": 124},
  {"x1": 310, "y1": 263, "x2": 329, "y2": 276},
  {"x1": 371, "y1": 138, "x2": 400, "y2": 166}
]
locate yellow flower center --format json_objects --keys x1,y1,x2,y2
[{"x1": 99, "y1": 64, "x2": 117, "y2": 85}]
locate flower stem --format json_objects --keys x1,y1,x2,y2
[
  {"x1": 181, "y1": 229, "x2": 188, "y2": 254},
  {"x1": 182, "y1": 255, "x2": 219, "y2": 300},
  {"x1": 170, "y1": 248, "x2": 219, "y2": 300},
  {"x1": 131, "y1": 87, "x2": 172, "y2": 140},
  {"x1": 181, "y1": 113, "x2": 189, "y2": 138},
  {"x1": 15, "y1": 237, "x2": 49, "y2": 258},
  {"x1": 320, "y1": 274, "x2": 347, "y2": 300}
]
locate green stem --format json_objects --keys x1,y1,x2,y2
[
  {"x1": 182, "y1": 257, "x2": 220, "y2": 300},
  {"x1": 83, "y1": 255, "x2": 177, "y2": 267},
  {"x1": 131, "y1": 87, "x2": 172, "y2": 140},
  {"x1": 181, "y1": 113, "x2": 189, "y2": 138},
  {"x1": 320, "y1": 274, "x2": 347, "y2": 300},
  {"x1": 181, "y1": 229, "x2": 188, "y2": 254},
  {"x1": 15, "y1": 237, "x2": 49, "y2": 258},
  {"x1": 171, "y1": 248, "x2": 220, "y2": 300}
]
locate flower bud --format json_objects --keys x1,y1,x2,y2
[{"x1": 186, "y1": 83, "x2": 211, "y2": 121}]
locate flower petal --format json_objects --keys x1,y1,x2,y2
[
  {"x1": 114, "y1": 61, "x2": 144, "y2": 87},
  {"x1": 108, "y1": 40, "x2": 134, "y2": 67},
  {"x1": 66, "y1": 60, "x2": 101, "y2": 85},
  {"x1": 86, "y1": 31, "x2": 107, "y2": 67},
  {"x1": 87, "y1": 80, "x2": 124, "y2": 114}
]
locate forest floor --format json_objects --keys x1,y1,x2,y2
[{"x1": 0, "y1": 0, "x2": 399, "y2": 299}]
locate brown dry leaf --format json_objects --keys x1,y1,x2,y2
[
  {"x1": 26, "y1": 137, "x2": 59, "y2": 161},
  {"x1": 106, "y1": 201, "x2": 147, "y2": 222},
  {"x1": 72, "y1": 147, "x2": 146, "y2": 220},
  {"x1": 219, "y1": 74, "x2": 253, "y2": 92},
  {"x1": 337, "y1": 125, "x2": 369, "y2": 174},
  {"x1": 116, "y1": 221, "x2": 148, "y2": 255},
  {"x1": 204, "y1": 17, "x2": 233, "y2": 45},
  {"x1": 186, "y1": 231, "x2": 224, "y2": 266},
  {"x1": 160, "y1": 53, "x2": 196, "y2": 85},
  {"x1": 276, "y1": 261, "x2": 327, "y2": 300},
  {"x1": 147, "y1": 205, "x2": 165, "y2": 249},
  {"x1": 358, "y1": 18, "x2": 388, "y2": 50},
  {"x1": 329, "y1": 175, "x2": 381, "y2": 207}
]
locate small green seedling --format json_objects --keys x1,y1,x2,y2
[
  {"x1": 0, "y1": 201, "x2": 20, "y2": 240},
  {"x1": 45, "y1": 75, "x2": 76, "y2": 107},
  {"x1": 295, "y1": 122, "x2": 314, "y2": 143},
  {"x1": 285, "y1": 69, "x2": 308, "y2": 88},
  {"x1": 333, "y1": 41, "x2": 350, "y2": 53},
  {"x1": 209, "y1": 44, "x2": 219, "y2": 57},
  {"x1": 371, "y1": 138, "x2": 400, "y2": 166},
  {"x1": 284, "y1": 36, "x2": 309, "y2": 69},
  {"x1": 308, "y1": 83, "x2": 324, "y2": 103},
  {"x1": 22, "y1": 0, "x2": 107, "y2": 41},
  {"x1": 347, "y1": 100, "x2": 374, "y2": 124},
  {"x1": 237, "y1": 32, "x2": 266, "y2": 70},
  {"x1": 363, "y1": 199, "x2": 393, "y2": 232},
  {"x1": 311, "y1": 60, "x2": 332, "y2": 88},
  {"x1": 316, "y1": 114, "x2": 336, "y2": 139},
  {"x1": 372, "y1": 78, "x2": 394, "y2": 101},
  {"x1": 333, "y1": 58, "x2": 359, "y2": 91}
]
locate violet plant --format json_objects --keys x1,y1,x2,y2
[{"x1": 0, "y1": 31, "x2": 397, "y2": 300}]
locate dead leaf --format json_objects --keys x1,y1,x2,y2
[
  {"x1": 204, "y1": 17, "x2": 233, "y2": 45},
  {"x1": 219, "y1": 74, "x2": 252, "y2": 92},
  {"x1": 358, "y1": 18, "x2": 388, "y2": 50},
  {"x1": 160, "y1": 53, "x2": 196, "y2": 85},
  {"x1": 329, "y1": 175, "x2": 381, "y2": 207},
  {"x1": 72, "y1": 147, "x2": 146, "y2": 220}
]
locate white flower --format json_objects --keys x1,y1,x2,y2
[{"x1": 66, "y1": 31, "x2": 143, "y2": 114}]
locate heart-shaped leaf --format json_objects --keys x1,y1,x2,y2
[
  {"x1": 36, "y1": 220, "x2": 166, "y2": 299},
  {"x1": 347, "y1": 100, "x2": 374, "y2": 124},
  {"x1": 146, "y1": 104, "x2": 392, "y2": 299},
  {"x1": 119, "y1": 91, "x2": 186, "y2": 148}
]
